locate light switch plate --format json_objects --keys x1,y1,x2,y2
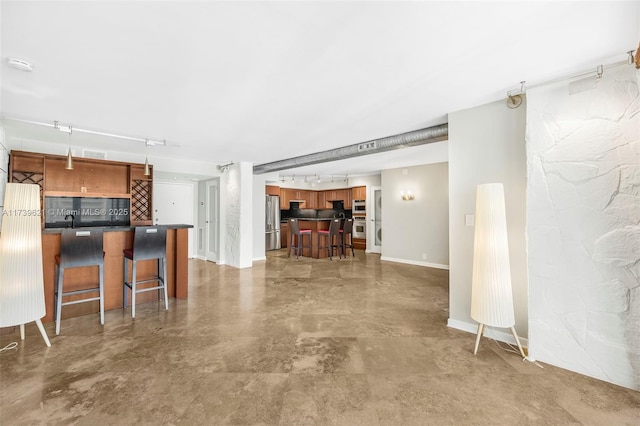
[{"x1": 465, "y1": 214, "x2": 474, "y2": 227}]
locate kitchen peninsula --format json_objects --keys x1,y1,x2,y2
[
  {"x1": 8, "y1": 150, "x2": 192, "y2": 323},
  {"x1": 41, "y1": 225, "x2": 190, "y2": 322},
  {"x1": 271, "y1": 184, "x2": 367, "y2": 252}
]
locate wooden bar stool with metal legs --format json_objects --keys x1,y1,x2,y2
[
  {"x1": 318, "y1": 218, "x2": 343, "y2": 260},
  {"x1": 288, "y1": 218, "x2": 312, "y2": 259},
  {"x1": 54, "y1": 228, "x2": 104, "y2": 335},
  {"x1": 123, "y1": 226, "x2": 168, "y2": 318},
  {"x1": 340, "y1": 218, "x2": 355, "y2": 257}
]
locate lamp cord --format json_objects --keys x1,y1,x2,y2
[
  {"x1": 491, "y1": 338, "x2": 544, "y2": 368},
  {"x1": 0, "y1": 342, "x2": 18, "y2": 353}
]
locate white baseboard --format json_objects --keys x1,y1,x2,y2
[
  {"x1": 447, "y1": 318, "x2": 528, "y2": 348},
  {"x1": 253, "y1": 256, "x2": 267, "y2": 262},
  {"x1": 193, "y1": 255, "x2": 207, "y2": 260},
  {"x1": 380, "y1": 256, "x2": 449, "y2": 270}
]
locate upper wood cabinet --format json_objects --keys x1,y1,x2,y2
[
  {"x1": 321, "y1": 189, "x2": 350, "y2": 208},
  {"x1": 317, "y1": 191, "x2": 326, "y2": 209},
  {"x1": 266, "y1": 185, "x2": 280, "y2": 196},
  {"x1": 307, "y1": 191, "x2": 318, "y2": 209},
  {"x1": 279, "y1": 187, "x2": 357, "y2": 210},
  {"x1": 343, "y1": 189, "x2": 352, "y2": 209},
  {"x1": 45, "y1": 157, "x2": 129, "y2": 195},
  {"x1": 280, "y1": 188, "x2": 291, "y2": 209},
  {"x1": 280, "y1": 188, "x2": 309, "y2": 209},
  {"x1": 8, "y1": 150, "x2": 153, "y2": 226},
  {"x1": 351, "y1": 186, "x2": 366, "y2": 201}
]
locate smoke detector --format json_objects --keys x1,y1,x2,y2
[{"x1": 7, "y1": 57, "x2": 34, "y2": 72}]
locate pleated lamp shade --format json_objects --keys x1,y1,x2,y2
[
  {"x1": 470, "y1": 183, "x2": 515, "y2": 328},
  {"x1": 0, "y1": 183, "x2": 46, "y2": 327}
]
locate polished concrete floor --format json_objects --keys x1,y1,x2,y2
[{"x1": 1, "y1": 250, "x2": 639, "y2": 425}]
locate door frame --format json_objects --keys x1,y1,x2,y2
[
  {"x1": 369, "y1": 186, "x2": 381, "y2": 254},
  {"x1": 205, "y1": 178, "x2": 220, "y2": 263}
]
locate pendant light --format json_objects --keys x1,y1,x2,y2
[
  {"x1": 65, "y1": 146, "x2": 74, "y2": 170},
  {"x1": 143, "y1": 140, "x2": 150, "y2": 176},
  {"x1": 54, "y1": 121, "x2": 73, "y2": 170}
]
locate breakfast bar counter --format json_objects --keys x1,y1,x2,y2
[
  {"x1": 41, "y1": 224, "x2": 192, "y2": 323},
  {"x1": 294, "y1": 219, "x2": 332, "y2": 259}
]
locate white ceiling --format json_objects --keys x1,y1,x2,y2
[{"x1": 1, "y1": 1, "x2": 638, "y2": 179}]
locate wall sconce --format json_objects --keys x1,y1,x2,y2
[{"x1": 401, "y1": 190, "x2": 415, "y2": 201}]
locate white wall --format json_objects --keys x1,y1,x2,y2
[
  {"x1": 381, "y1": 163, "x2": 449, "y2": 268},
  {"x1": 526, "y1": 64, "x2": 639, "y2": 391},
  {"x1": 448, "y1": 98, "x2": 528, "y2": 341}
]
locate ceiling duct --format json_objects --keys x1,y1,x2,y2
[{"x1": 253, "y1": 123, "x2": 448, "y2": 174}]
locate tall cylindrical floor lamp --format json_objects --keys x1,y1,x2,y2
[
  {"x1": 471, "y1": 183, "x2": 524, "y2": 357},
  {"x1": 0, "y1": 183, "x2": 51, "y2": 346}
]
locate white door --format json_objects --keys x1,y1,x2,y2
[
  {"x1": 154, "y1": 182, "x2": 195, "y2": 258},
  {"x1": 370, "y1": 186, "x2": 382, "y2": 254},
  {"x1": 205, "y1": 179, "x2": 219, "y2": 262}
]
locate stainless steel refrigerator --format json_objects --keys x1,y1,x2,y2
[{"x1": 265, "y1": 195, "x2": 281, "y2": 250}]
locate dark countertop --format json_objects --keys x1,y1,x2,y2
[
  {"x1": 43, "y1": 224, "x2": 193, "y2": 234},
  {"x1": 281, "y1": 218, "x2": 336, "y2": 223}
]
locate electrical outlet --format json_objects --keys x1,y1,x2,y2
[{"x1": 422, "y1": 253, "x2": 427, "y2": 260}]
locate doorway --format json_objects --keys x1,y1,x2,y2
[
  {"x1": 154, "y1": 182, "x2": 195, "y2": 258},
  {"x1": 370, "y1": 186, "x2": 382, "y2": 254},
  {"x1": 205, "y1": 179, "x2": 220, "y2": 262}
]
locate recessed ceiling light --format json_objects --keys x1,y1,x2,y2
[{"x1": 7, "y1": 57, "x2": 34, "y2": 72}]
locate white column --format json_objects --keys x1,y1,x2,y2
[{"x1": 224, "y1": 162, "x2": 253, "y2": 268}]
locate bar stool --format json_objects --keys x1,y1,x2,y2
[
  {"x1": 54, "y1": 228, "x2": 104, "y2": 335},
  {"x1": 318, "y1": 218, "x2": 342, "y2": 260},
  {"x1": 288, "y1": 218, "x2": 312, "y2": 259},
  {"x1": 123, "y1": 226, "x2": 168, "y2": 318},
  {"x1": 340, "y1": 218, "x2": 355, "y2": 257}
]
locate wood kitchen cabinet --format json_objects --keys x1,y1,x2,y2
[
  {"x1": 280, "y1": 189, "x2": 291, "y2": 209},
  {"x1": 307, "y1": 191, "x2": 318, "y2": 209},
  {"x1": 351, "y1": 186, "x2": 366, "y2": 201},
  {"x1": 9, "y1": 150, "x2": 153, "y2": 227},
  {"x1": 321, "y1": 189, "x2": 350, "y2": 208},
  {"x1": 280, "y1": 188, "x2": 308, "y2": 209},
  {"x1": 266, "y1": 185, "x2": 280, "y2": 196},
  {"x1": 343, "y1": 189, "x2": 352, "y2": 209}
]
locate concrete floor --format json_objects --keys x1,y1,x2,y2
[{"x1": 1, "y1": 250, "x2": 639, "y2": 425}]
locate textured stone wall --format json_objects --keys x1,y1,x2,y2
[
  {"x1": 225, "y1": 165, "x2": 241, "y2": 267},
  {"x1": 0, "y1": 127, "x2": 7, "y2": 229},
  {"x1": 526, "y1": 65, "x2": 639, "y2": 390}
]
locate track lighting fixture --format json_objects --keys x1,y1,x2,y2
[
  {"x1": 216, "y1": 162, "x2": 234, "y2": 173},
  {"x1": 279, "y1": 174, "x2": 349, "y2": 184}
]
